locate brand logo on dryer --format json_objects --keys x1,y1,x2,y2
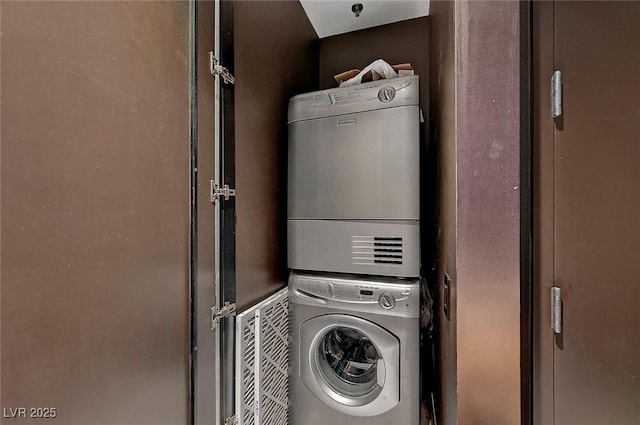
[{"x1": 336, "y1": 118, "x2": 356, "y2": 127}]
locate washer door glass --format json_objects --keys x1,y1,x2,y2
[{"x1": 317, "y1": 326, "x2": 383, "y2": 402}]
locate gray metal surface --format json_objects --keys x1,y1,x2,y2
[
  {"x1": 551, "y1": 287, "x2": 562, "y2": 335},
  {"x1": 288, "y1": 105, "x2": 420, "y2": 221},
  {"x1": 551, "y1": 70, "x2": 562, "y2": 119},
  {"x1": 289, "y1": 272, "x2": 420, "y2": 318},
  {"x1": 288, "y1": 76, "x2": 419, "y2": 123},
  {"x1": 288, "y1": 219, "x2": 420, "y2": 278},
  {"x1": 288, "y1": 272, "x2": 420, "y2": 425},
  {"x1": 287, "y1": 86, "x2": 421, "y2": 276}
]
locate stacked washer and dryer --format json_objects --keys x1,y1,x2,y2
[{"x1": 287, "y1": 75, "x2": 422, "y2": 425}]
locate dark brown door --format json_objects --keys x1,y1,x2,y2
[
  {"x1": 1, "y1": 2, "x2": 191, "y2": 424},
  {"x1": 537, "y1": 2, "x2": 640, "y2": 424}
]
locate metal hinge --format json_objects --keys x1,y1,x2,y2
[
  {"x1": 209, "y1": 51, "x2": 235, "y2": 85},
  {"x1": 211, "y1": 302, "x2": 236, "y2": 330},
  {"x1": 551, "y1": 70, "x2": 562, "y2": 119},
  {"x1": 210, "y1": 180, "x2": 236, "y2": 204},
  {"x1": 551, "y1": 286, "x2": 562, "y2": 334},
  {"x1": 224, "y1": 415, "x2": 237, "y2": 425}
]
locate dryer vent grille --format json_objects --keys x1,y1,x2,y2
[
  {"x1": 352, "y1": 236, "x2": 404, "y2": 266},
  {"x1": 236, "y1": 288, "x2": 289, "y2": 425}
]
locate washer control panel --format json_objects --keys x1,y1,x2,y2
[{"x1": 289, "y1": 273, "x2": 419, "y2": 316}]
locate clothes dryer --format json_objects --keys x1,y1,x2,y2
[{"x1": 287, "y1": 76, "x2": 421, "y2": 278}]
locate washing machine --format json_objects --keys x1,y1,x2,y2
[{"x1": 289, "y1": 272, "x2": 420, "y2": 425}]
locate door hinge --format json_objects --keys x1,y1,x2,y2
[
  {"x1": 551, "y1": 286, "x2": 562, "y2": 334},
  {"x1": 210, "y1": 180, "x2": 236, "y2": 204},
  {"x1": 211, "y1": 302, "x2": 236, "y2": 330},
  {"x1": 224, "y1": 415, "x2": 237, "y2": 425},
  {"x1": 551, "y1": 70, "x2": 562, "y2": 119},
  {"x1": 209, "y1": 51, "x2": 235, "y2": 85}
]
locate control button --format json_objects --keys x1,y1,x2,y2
[
  {"x1": 327, "y1": 282, "x2": 335, "y2": 298},
  {"x1": 400, "y1": 289, "x2": 411, "y2": 297},
  {"x1": 378, "y1": 292, "x2": 396, "y2": 310},
  {"x1": 378, "y1": 86, "x2": 396, "y2": 103}
]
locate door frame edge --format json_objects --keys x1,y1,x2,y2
[
  {"x1": 531, "y1": 1, "x2": 555, "y2": 425},
  {"x1": 520, "y1": 1, "x2": 534, "y2": 425}
]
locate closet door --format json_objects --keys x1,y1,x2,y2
[
  {"x1": 534, "y1": 2, "x2": 640, "y2": 425},
  {"x1": 1, "y1": 2, "x2": 191, "y2": 424},
  {"x1": 551, "y1": 3, "x2": 640, "y2": 425}
]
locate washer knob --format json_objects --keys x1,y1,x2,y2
[{"x1": 378, "y1": 292, "x2": 396, "y2": 310}]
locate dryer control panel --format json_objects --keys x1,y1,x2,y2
[
  {"x1": 288, "y1": 76, "x2": 419, "y2": 123},
  {"x1": 289, "y1": 272, "x2": 420, "y2": 318}
]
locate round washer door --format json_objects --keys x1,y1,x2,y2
[{"x1": 299, "y1": 314, "x2": 400, "y2": 417}]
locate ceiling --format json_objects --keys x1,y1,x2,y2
[{"x1": 299, "y1": 0, "x2": 430, "y2": 39}]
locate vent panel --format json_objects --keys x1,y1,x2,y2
[
  {"x1": 352, "y1": 236, "x2": 404, "y2": 266},
  {"x1": 256, "y1": 298, "x2": 289, "y2": 425},
  {"x1": 236, "y1": 311, "x2": 256, "y2": 425},
  {"x1": 236, "y1": 288, "x2": 288, "y2": 425}
]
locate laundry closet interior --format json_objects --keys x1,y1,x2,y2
[{"x1": 194, "y1": 2, "x2": 442, "y2": 425}]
